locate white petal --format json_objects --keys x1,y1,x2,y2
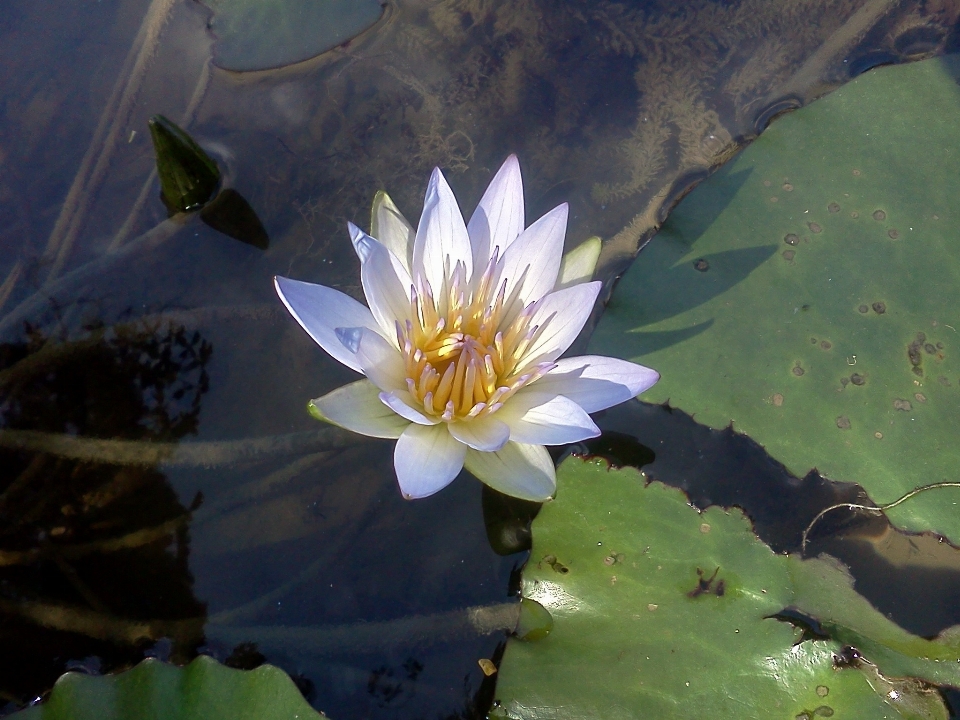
[
  {"x1": 371, "y1": 191, "x2": 414, "y2": 274},
  {"x1": 379, "y1": 390, "x2": 440, "y2": 425},
  {"x1": 309, "y1": 379, "x2": 410, "y2": 439},
  {"x1": 533, "y1": 355, "x2": 661, "y2": 413},
  {"x1": 275, "y1": 276, "x2": 380, "y2": 374},
  {"x1": 463, "y1": 442, "x2": 556, "y2": 501},
  {"x1": 395, "y1": 424, "x2": 467, "y2": 499},
  {"x1": 354, "y1": 228, "x2": 413, "y2": 339},
  {"x1": 497, "y1": 203, "x2": 567, "y2": 312},
  {"x1": 448, "y1": 415, "x2": 510, "y2": 452},
  {"x1": 347, "y1": 222, "x2": 369, "y2": 260},
  {"x1": 556, "y1": 236, "x2": 601, "y2": 289},
  {"x1": 467, "y1": 154, "x2": 524, "y2": 269},
  {"x1": 348, "y1": 327, "x2": 407, "y2": 392},
  {"x1": 412, "y1": 168, "x2": 473, "y2": 293},
  {"x1": 496, "y1": 390, "x2": 599, "y2": 445},
  {"x1": 520, "y1": 281, "x2": 602, "y2": 366}
]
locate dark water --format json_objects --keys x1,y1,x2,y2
[{"x1": 1, "y1": 0, "x2": 959, "y2": 717}]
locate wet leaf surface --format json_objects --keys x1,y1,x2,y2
[
  {"x1": 9, "y1": 656, "x2": 325, "y2": 720},
  {"x1": 494, "y1": 457, "x2": 954, "y2": 719}
]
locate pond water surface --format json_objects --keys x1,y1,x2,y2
[{"x1": 1, "y1": 0, "x2": 960, "y2": 717}]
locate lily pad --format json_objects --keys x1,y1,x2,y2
[
  {"x1": 590, "y1": 56, "x2": 960, "y2": 540},
  {"x1": 11, "y1": 656, "x2": 326, "y2": 720},
  {"x1": 493, "y1": 457, "x2": 957, "y2": 718},
  {"x1": 202, "y1": 0, "x2": 384, "y2": 72}
]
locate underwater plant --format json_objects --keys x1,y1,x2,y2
[{"x1": 275, "y1": 156, "x2": 659, "y2": 500}]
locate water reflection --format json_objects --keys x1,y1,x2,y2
[{"x1": 0, "y1": 319, "x2": 210, "y2": 707}]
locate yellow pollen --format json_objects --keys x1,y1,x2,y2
[{"x1": 399, "y1": 259, "x2": 551, "y2": 421}]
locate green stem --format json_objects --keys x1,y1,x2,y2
[{"x1": 801, "y1": 482, "x2": 960, "y2": 553}]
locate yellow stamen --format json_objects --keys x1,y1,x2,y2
[{"x1": 395, "y1": 253, "x2": 552, "y2": 421}]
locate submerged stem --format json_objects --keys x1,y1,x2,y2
[
  {"x1": 41, "y1": 0, "x2": 179, "y2": 282},
  {"x1": 0, "y1": 215, "x2": 187, "y2": 338},
  {"x1": 208, "y1": 602, "x2": 520, "y2": 657},
  {"x1": 0, "y1": 596, "x2": 203, "y2": 649},
  {"x1": 0, "y1": 427, "x2": 360, "y2": 468},
  {"x1": 108, "y1": 58, "x2": 214, "y2": 252},
  {"x1": 0, "y1": 515, "x2": 191, "y2": 567}
]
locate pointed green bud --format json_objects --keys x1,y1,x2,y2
[{"x1": 148, "y1": 115, "x2": 220, "y2": 214}]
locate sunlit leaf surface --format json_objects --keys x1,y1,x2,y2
[
  {"x1": 494, "y1": 457, "x2": 955, "y2": 719},
  {"x1": 11, "y1": 656, "x2": 325, "y2": 720},
  {"x1": 590, "y1": 56, "x2": 960, "y2": 541}
]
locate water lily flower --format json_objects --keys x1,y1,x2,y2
[{"x1": 275, "y1": 156, "x2": 659, "y2": 501}]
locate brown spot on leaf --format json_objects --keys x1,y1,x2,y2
[{"x1": 687, "y1": 567, "x2": 724, "y2": 598}]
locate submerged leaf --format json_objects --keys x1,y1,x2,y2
[
  {"x1": 494, "y1": 457, "x2": 955, "y2": 719},
  {"x1": 202, "y1": 0, "x2": 385, "y2": 72}
]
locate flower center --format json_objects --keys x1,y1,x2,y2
[{"x1": 396, "y1": 254, "x2": 552, "y2": 422}]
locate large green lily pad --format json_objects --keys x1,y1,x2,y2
[
  {"x1": 11, "y1": 656, "x2": 325, "y2": 720},
  {"x1": 202, "y1": 0, "x2": 384, "y2": 72},
  {"x1": 493, "y1": 457, "x2": 959, "y2": 718},
  {"x1": 590, "y1": 56, "x2": 960, "y2": 541}
]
